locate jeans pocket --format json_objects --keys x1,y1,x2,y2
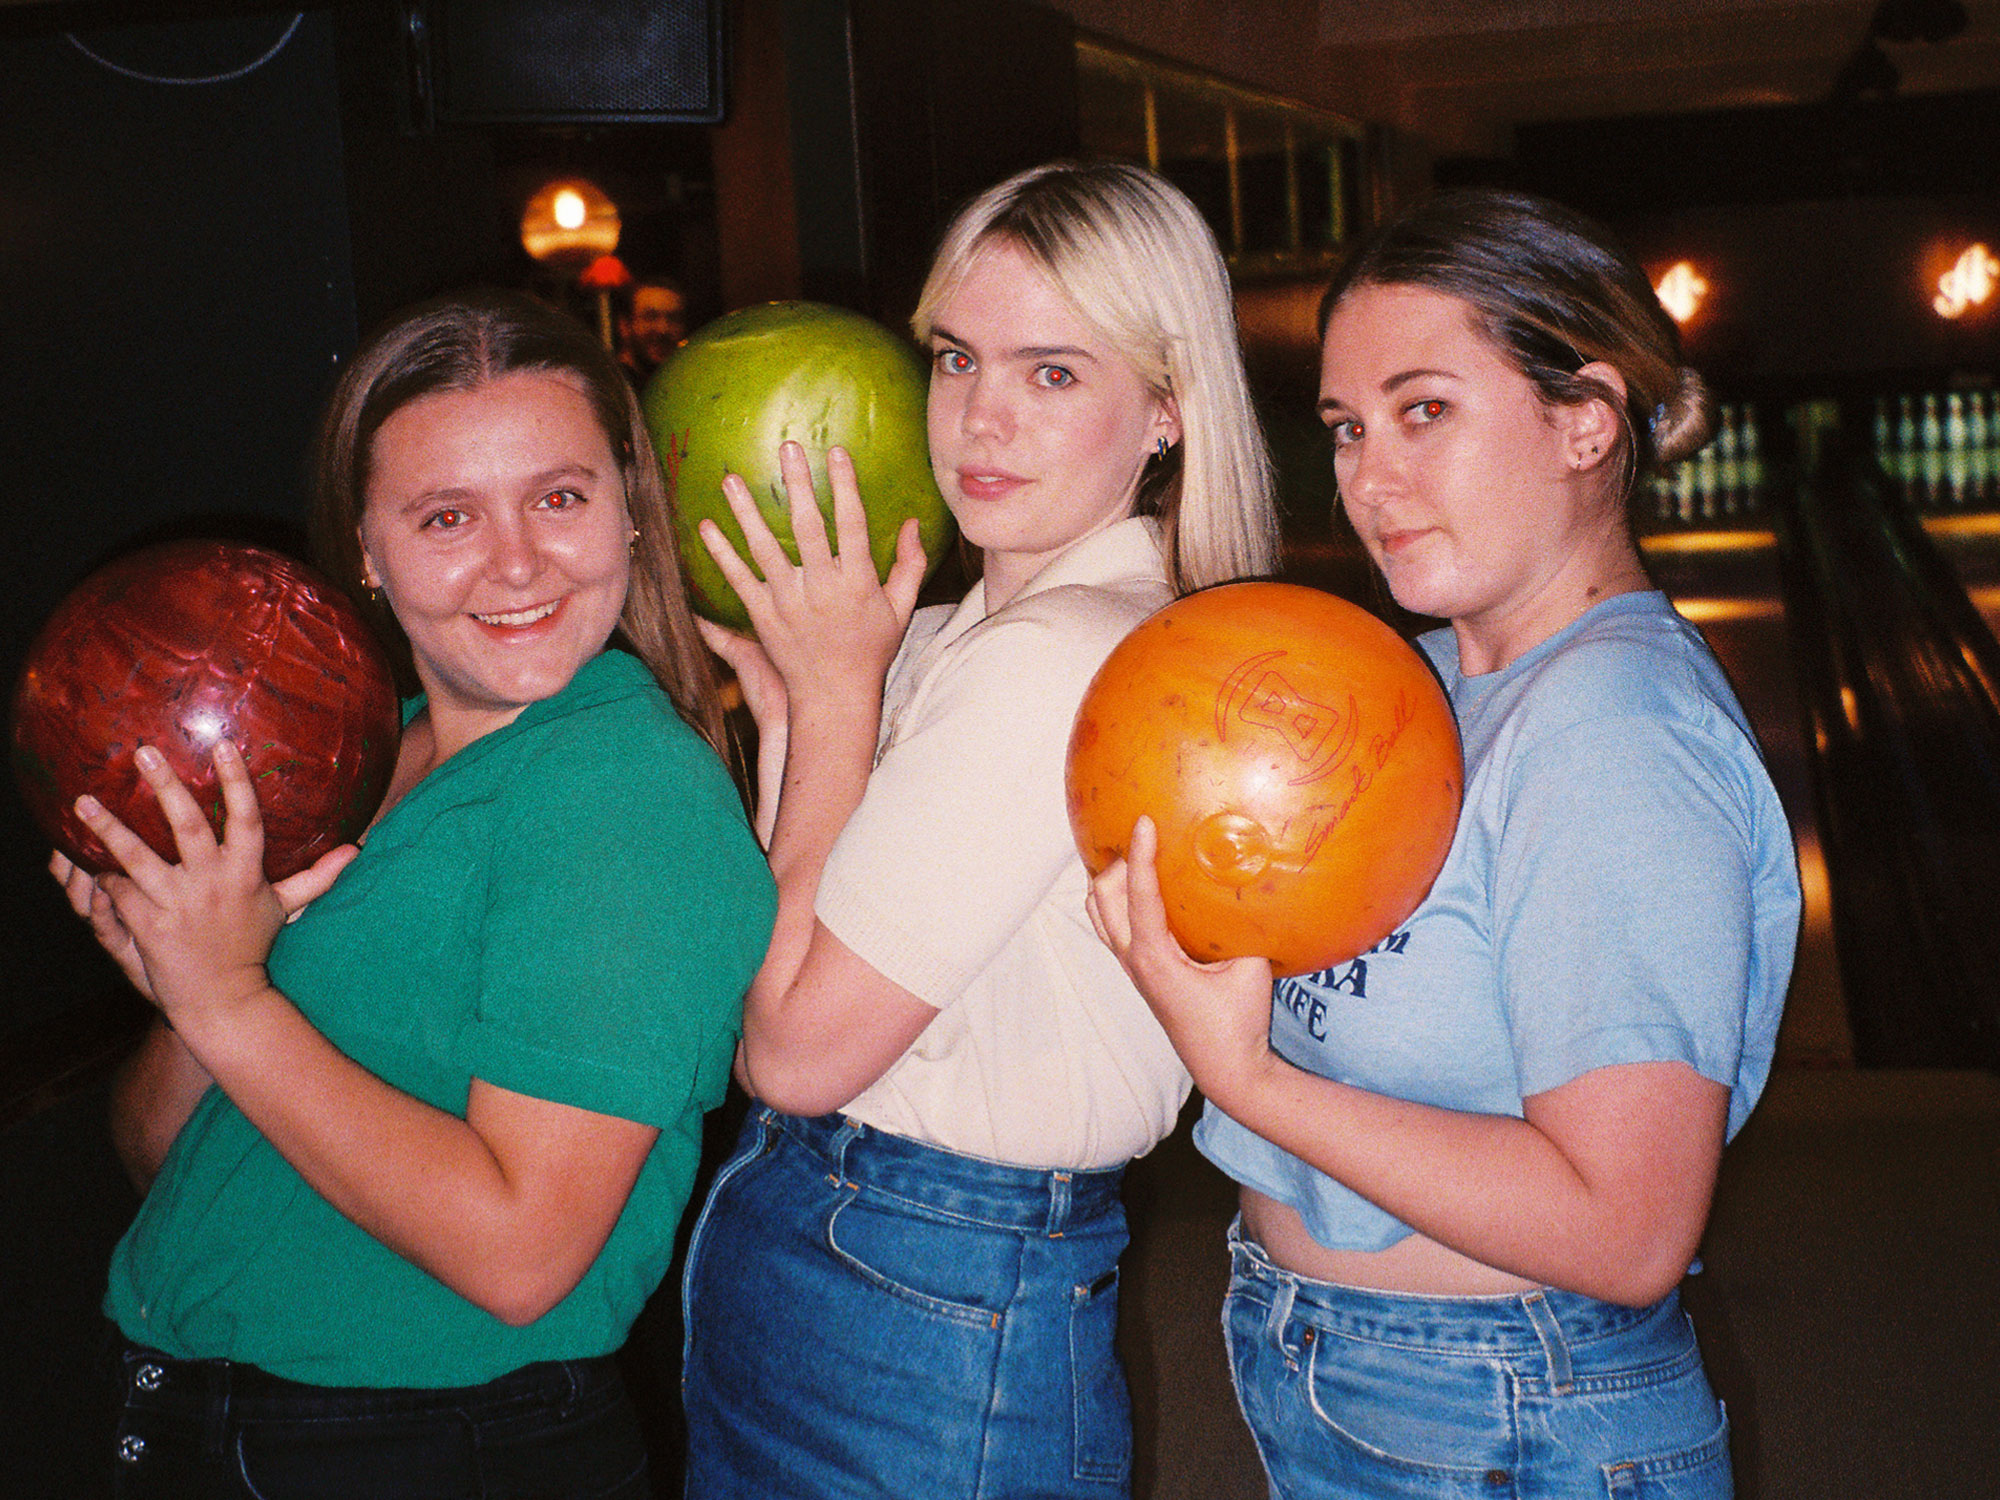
[
  {"x1": 823, "y1": 1192, "x2": 1012, "y2": 1326},
  {"x1": 1602, "y1": 1407, "x2": 1733, "y2": 1499},
  {"x1": 1069, "y1": 1268, "x2": 1132, "y2": 1485}
]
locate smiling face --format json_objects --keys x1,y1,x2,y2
[
  {"x1": 359, "y1": 370, "x2": 632, "y2": 756},
  {"x1": 925, "y1": 239, "x2": 1179, "y2": 610},
  {"x1": 1318, "y1": 282, "x2": 1639, "y2": 673}
]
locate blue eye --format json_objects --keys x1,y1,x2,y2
[
  {"x1": 934, "y1": 347, "x2": 973, "y2": 375},
  {"x1": 1034, "y1": 365, "x2": 1076, "y2": 389},
  {"x1": 423, "y1": 508, "x2": 469, "y2": 530},
  {"x1": 1408, "y1": 398, "x2": 1447, "y2": 423},
  {"x1": 536, "y1": 488, "x2": 586, "y2": 511},
  {"x1": 1326, "y1": 418, "x2": 1362, "y2": 448}
]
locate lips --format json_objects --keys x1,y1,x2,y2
[
  {"x1": 1371, "y1": 526, "x2": 1432, "y2": 559},
  {"x1": 470, "y1": 598, "x2": 563, "y2": 629},
  {"x1": 954, "y1": 467, "x2": 1028, "y2": 501}
]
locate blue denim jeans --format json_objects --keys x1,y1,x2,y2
[
  {"x1": 110, "y1": 1343, "x2": 648, "y2": 1499},
  {"x1": 680, "y1": 1107, "x2": 1133, "y2": 1499},
  {"x1": 1223, "y1": 1226, "x2": 1732, "y2": 1499}
]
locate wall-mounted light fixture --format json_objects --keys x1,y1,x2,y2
[
  {"x1": 1654, "y1": 261, "x2": 1710, "y2": 326},
  {"x1": 520, "y1": 177, "x2": 621, "y2": 271},
  {"x1": 1933, "y1": 243, "x2": 1997, "y2": 319}
]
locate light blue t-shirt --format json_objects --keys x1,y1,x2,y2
[{"x1": 1196, "y1": 591, "x2": 1802, "y2": 1252}]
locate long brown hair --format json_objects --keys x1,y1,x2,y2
[{"x1": 307, "y1": 289, "x2": 726, "y2": 755}]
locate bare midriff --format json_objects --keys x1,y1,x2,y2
[{"x1": 1241, "y1": 1186, "x2": 1541, "y2": 1298}]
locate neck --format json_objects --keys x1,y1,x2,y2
[{"x1": 1454, "y1": 532, "x2": 1651, "y2": 676}]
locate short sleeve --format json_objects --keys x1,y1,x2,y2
[
  {"x1": 1494, "y1": 712, "x2": 1760, "y2": 1102},
  {"x1": 460, "y1": 706, "x2": 774, "y2": 1127},
  {"x1": 816, "y1": 602, "x2": 1113, "y2": 1007}
]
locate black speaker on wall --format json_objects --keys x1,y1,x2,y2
[{"x1": 404, "y1": 0, "x2": 726, "y2": 126}]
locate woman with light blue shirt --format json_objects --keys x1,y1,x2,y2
[{"x1": 1091, "y1": 189, "x2": 1801, "y2": 1499}]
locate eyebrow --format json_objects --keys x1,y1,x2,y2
[
  {"x1": 386, "y1": 463, "x2": 603, "y2": 514},
  {"x1": 928, "y1": 324, "x2": 1099, "y2": 364},
  {"x1": 1317, "y1": 365, "x2": 1459, "y2": 416}
]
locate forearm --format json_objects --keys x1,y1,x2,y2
[
  {"x1": 1211, "y1": 1055, "x2": 1720, "y2": 1305},
  {"x1": 735, "y1": 685, "x2": 942, "y2": 1113},
  {"x1": 109, "y1": 1020, "x2": 214, "y2": 1192},
  {"x1": 745, "y1": 690, "x2": 882, "y2": 1017},
  {"x1": 172, "y1": 983, "x2": 630, "y2": 1323}
]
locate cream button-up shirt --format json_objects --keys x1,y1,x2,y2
[{"x1": 818, "y1": 517, "x2": 1186, "y2": 1170}]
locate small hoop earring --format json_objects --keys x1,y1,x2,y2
[
  {"x1": 1155, "y1": 436, "x2": 1170, "y2": 461},
  {"x1": 628, "y1": 526, "x2": 641, "y2": 556}
]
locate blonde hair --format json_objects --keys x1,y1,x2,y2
[
  {"x1": 308, "y1": 289, "x2": 727, "y2": 757},
  {"x1": 913, "y1": 161, "x2": 1278, "y2": 594}
]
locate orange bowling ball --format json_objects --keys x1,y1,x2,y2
[{"x1": 1067, "y1": 582, "x2": 1462, "y2": 977}]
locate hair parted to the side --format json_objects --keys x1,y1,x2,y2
[
  {"x1": 1319, "y1": 189, "x2": 1716, "y2": 498},
  {"x1": 913, "y1": 160, "x2": 1279, "y2": 594},
  {"x1": 306, "y1": 287, "x2": 726, "y2": 757}
]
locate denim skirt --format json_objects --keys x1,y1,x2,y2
[
  {"x1": 1223, "y1": 1226, "x2": 1731, "y2": 1499},
  {"x1": 108, "y1": 1343, "x2": 647, "y2": 1499},
  {"x1": 680, "y1": 1107, "x2": 1133, "y2": 1499}
]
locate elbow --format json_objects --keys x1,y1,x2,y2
[
  {"x1": 1582, "y1": 1232, "x2": 1706, "y2": 1309},
  {"x1": 469, "y1": 1262, "x2": 589, "y2": 1328},
  {"x1": 738, "y1": 1037, "x2": 861, "y2": 1119},
  {"x1": 1590, "y1": 1263, "x2": 1688, "y2": 1310},
  {"x1": 742, "y1": 1057, "x2": 854, "y2": 1119}
]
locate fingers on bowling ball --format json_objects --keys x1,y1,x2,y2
[{"x1": 11, "y1": 540, "x2": 400, "y2": 882}]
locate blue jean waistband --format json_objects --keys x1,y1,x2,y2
[
  {"x1": 1228, "y1": 1219, "x2": 1676, "y2": 1357},
  {"x1": 763, "y1": 1108, "x2": 1125, "y2": 1235}
]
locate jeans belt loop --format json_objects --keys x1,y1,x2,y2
[
  {"x1": 1521, "y1": 1290, "x2": 1576, "y2": 1393},
  {"x1": 1047, "y1": 1170, "x2": 1074, "y2": 1236},
  {"x1": 1264, "y1": 1275, "x2": 1298, "y2": 1357},
  {"x1": 828, "y1": 1115, "x2": 865, "y2": 1182},
  {"x1": 203, "y1": 1359, "x2": 232, "y2": 1460}
]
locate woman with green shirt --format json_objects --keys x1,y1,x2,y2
[{"x1": 53, "y1": 290, "x2": 775, "y2": 1498}]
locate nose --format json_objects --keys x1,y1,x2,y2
[
  {"x1": 487, "y1": 511, "x2": 544, "y2": 587},
  {"x1": 1336, "y1": 435, "x2": 1395, "y2": 519},
  {"x1": 959, "y1": 372, "x2": 1012, "y2": 443}
]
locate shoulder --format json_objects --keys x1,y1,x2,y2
[
  {"x1": 1507, "y1": 595, "x2": 1745, "y2": 746},
  {"x1": 488, "y1": 654, "x2": 750, "y2": 843},
  {"x1": 510, "y1": 652, "x2": 723, "y2": 777},
  {"x1": 990, "y1": 575, "x2": 1172, "y2": 654}
]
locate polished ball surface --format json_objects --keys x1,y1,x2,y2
[
  {"x1": 642, "y1": 300, "x2": 955, "y2": 632},
  {"x1": 1067, "y1": 582, "x2": 1463, "y2": 977},
  {"x1": 11, "y1": 540, "x2": 400, "y2": 880}
]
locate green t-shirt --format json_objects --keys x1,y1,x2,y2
[{"x1": 104, "y1": 650, "x2": 775, "y2": 1387}]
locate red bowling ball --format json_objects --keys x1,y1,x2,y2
[{"x1": 10, "y1": 540, "x2": 400, "y2": 882}]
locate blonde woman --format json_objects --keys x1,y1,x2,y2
[{"x1": 679, "y1": 161, "x2": 1278, "y2": 1497}]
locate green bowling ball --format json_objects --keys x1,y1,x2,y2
[{"x1": 642, "y1": 301, "x2": 954, "y2": 632}]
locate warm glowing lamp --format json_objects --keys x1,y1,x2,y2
[
  {"x1": 1654, "y1": 261, "x2": 1709, "y2": 325},
  {"x1": 520, "y1": 177, "x2": 621, "y2": 272},
  {"x1": 1934, "y1": 243, "x2": 1998, "y2": 319}
]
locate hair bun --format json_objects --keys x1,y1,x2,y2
[{"x1": 1650, "y1": 366, "x2": 1717, "y2": 467}]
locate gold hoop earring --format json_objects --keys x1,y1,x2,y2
[{"x1": 1155, "y1": 436, "x2": 1170, "y2": 461}]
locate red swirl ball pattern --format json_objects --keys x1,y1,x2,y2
[{"x1": 10, "y1": 540, "x2": 400, "y2": 881}]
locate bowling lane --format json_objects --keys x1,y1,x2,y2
[
  {"x1": 1923, "y1": 512, "x2": 2000, "y2": 641},
  {"x1": 1641, "y1": 528, "x2": 1851, "y2": 1067}
]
